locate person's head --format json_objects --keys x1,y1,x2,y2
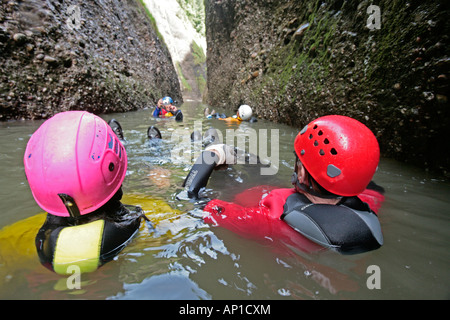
[
  {"x1": 24, "y1": 111, "x2": 127, "y2": 218},
  {"x1": 237, "y1": 104, "x2": 253, "y2": 121},
  {"x1": 292, "y1": 115, "x2": 380, "y2": 198},
  {"x1": 162, "y1": 96, "x2": 176, "y2": 112},
  {"x1": 157, "y1": 99, "x2": 163, "y2": 108}
]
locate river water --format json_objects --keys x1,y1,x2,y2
[{"x1": 0, "y1": 101, "x2": 449, "y2": 300}]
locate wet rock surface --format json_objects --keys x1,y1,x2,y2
[
  {"x1": 205, "y1": 0, "x2": 450, "y2": 175},
  {"x1": 0, "y1": 0, "x2": 182, "y2": 121}
]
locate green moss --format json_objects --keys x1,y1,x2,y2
[
  {"x1": 195, "y1": 73, "x2": 206, "y2": 93},
  {"x1": 137, "y1": 0, "x2": 166, "y2": 46},
  {"x1": 262, "y1": 0, "x2": 339, "y2": 101},
  {"x1": 176, "y1": 0, "x2": 206, "y2": 36},
  {"x1": 191, "y1": 40, "x2": 206, "y2": 65},
  {"x1": 176, "y1": 62, "x2": 192, "y2": 92},
  {"x1": 362, "y1": 1, "x2": 429, "y2": 84}
]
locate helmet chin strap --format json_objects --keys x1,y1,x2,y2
[
  {"x1": 291, "y1": 171, "x2": 317, "y2": 196},
  {"x1": 58, "y1": 193, "x2": 81, "y2": 223}
]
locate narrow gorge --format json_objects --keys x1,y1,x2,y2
[
  {"x1": 1, "y1": 0, "x2": 449, "y2": 174},
  {"x1": 0, "y1": 0, "x2": 182, "y2": 120},
  {"x1": 205, "y1": 0, "x2": 449, "y2": 175}
]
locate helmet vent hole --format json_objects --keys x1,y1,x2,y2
[
  {"x1": 309, "y1": 134, "x2": 313, "y2": 139},
  {"x1": 109, "y1": 162, "x2": 115, "y2": 171},
  {"x1": 319, "y1": 149, "x2": 325, "y2": 156},
  {"x1": 324, "y1": 138, "x2": 330, "y2": 144},
  {"x1": 313, "y1": 124, "x2": 318, "y2": 129},
  {"x1": 114, "y1": 139, "x2": 119, "y2": 154},
  {"x1": 314, "y1": 140, "x2": 319, "y2": 146},
  {"x1": 330, "y1": 148, "x2": 338, "y2": 155},
  {"x1": 318, "y1": 130, "x2": 323, "y2": 136}
]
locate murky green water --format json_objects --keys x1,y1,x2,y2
[{"x1": 0, "y1": 102, "x2": 449, "y2": 299}]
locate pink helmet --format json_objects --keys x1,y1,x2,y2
[{"x1": 24, "y1": 111, "x2": 127, "y2": 217}]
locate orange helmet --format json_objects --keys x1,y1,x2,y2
[{"x1": 294, "y1": 115, "x2": 379, "y2": 196}]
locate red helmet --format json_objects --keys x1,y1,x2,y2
[{"x1": 294, "y1": 115, "x2": 379, "y2": 196}]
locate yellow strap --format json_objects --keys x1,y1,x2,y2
[{"x1": 53, "y1": 220, "x2": 104, "y2": 275}]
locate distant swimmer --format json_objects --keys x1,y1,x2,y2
[
  {"x1": 205, "y1": 104, "x2": 257, "y2": 123},
  {"x1": 153, "y1": 96, "x2": 183, "y2": 121}
]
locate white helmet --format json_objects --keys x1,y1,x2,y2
[{"x1": 238, "y1": 105, "x2": 253, "y2": 121}]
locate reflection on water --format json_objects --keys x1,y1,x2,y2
[{"x1": 0, "y1": 102, "x2": 449, "y2": 299}]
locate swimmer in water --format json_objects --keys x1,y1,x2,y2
[
  {"x1": 24, "y1": 111, "x2": 149, "y2": 275},
  {"x1": 205, "y1": 104, "x2": 257, "y2": 123},
  {"x1": 181, "y1": 115, "x2": 384, "y2": 254},
  {"x1": 154, "y1": 96, "x2": 183, "y2": 121}
]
